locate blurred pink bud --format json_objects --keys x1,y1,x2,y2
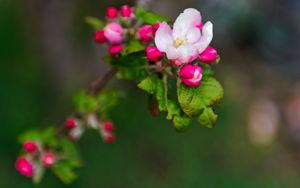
[
  {"x1": 15, "y1": 156, "x2": 33, "y2": 177},
  {"x1": 64, "y1": 118, "x2": 77, "y2": 129},
  {"x1": 108, "y1": 44, "x2": 123, "y2": 55},
  {"x1": 104, "y1": 22, "x2": 123, "y2": 44},
  {"x1": 120, "y1": 5, "x2": 132, "y2": 18},
  {"x1": 106, "y1": 7, "x2": 118, "y2": 19},
  {"x1": 42, "y1": 152, "x2": 56, "y2": 168},
  {"x1": 138, "y1": 25, "x2": 154, "y2": 43},
  {"x1": 104, "y1": 134, "x2": 115, "y2": 143},
  {"x1": 199, "y1": 47, "x2": 218, "y2": 63},
  {"x1": 94, "y1": 30, "x2": 106, "y2": 44},
  {"x1": 146, "y1": 46, "x2": 163, "y2": 62},
  {"x1": 179, "y1": 64, "x2": 203, "y2": 87},
  {"x1": 153, "y1": 22, "x2": 161, "y2": 33},
  {"x1": 23, "y1": 141, "x2": 37, "y2": 154},
  {"x1": 103, "y1": 121, "x2": 114, "y2": 132}
]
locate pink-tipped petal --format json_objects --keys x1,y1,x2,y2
[
  {"x1": 154, "y1": 22, "x2": 173, "y2": 52},
  {"x1": 173, "y1": 8, "x2": 202, "y2": 39},
  {"x1": 194, "y1": 21, "x2": 213, "y2": 54}
]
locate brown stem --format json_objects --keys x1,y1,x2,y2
[
  {"x1": 56, "y1": 68, "x2": 117, "y2": 137},
  {"x1": 88, "y1": 68, "x2": 117, "y2": 95}
]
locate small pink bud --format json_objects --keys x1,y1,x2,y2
[
  {"x1": 23, "y1": 141, "x2": 37, "y2": 154},
  {"x1": 138, "y1": 25, "x2": 154, "y2": 43},
  {"x1": 42, "y1": 152, "x2": 56, "y2": 168},
  {"x1": 146, "y1": 46, "x2": 163, "y2": 62},
  {"x1": 104, "y1": 22, "x2": 123, "y2": 44},
  {"x1": 94, "y1": 30, "x2": 106, "y2": 44},
  {"x1": 153, "y1": 22, "x2": 161, "y2": 33},
  {"x1": 179, "y1": 64, "x2": 203, "y2": 87},
  {"x1": 15, "y1": 156, "x2": 33, "y2": 177},
  {"x1": 64, "y1": 118, "x2": 77, "y2": 129},
  {"x1": 108, "y1": 44, "x2": 123, "y2": 55},
  {"x1": 104, "y1": 134, "x2": 115, "y2": 143},
  {"x1": 103, "y1": 121, "x2": 114, "y2": 132},
  {"x1": 106, "y1": 7, "x2": 118, "y2": 19},
  {"x1": 120, "y1": 5, "x2": 132, "y2": 18},
  {"x1": 199, "y1": 47, "x2": 218, "y2": 63}
]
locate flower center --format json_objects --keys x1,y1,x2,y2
[{"x1": 173, "y1": 38, "x2": 184, "y2": 48}]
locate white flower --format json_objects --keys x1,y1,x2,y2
[{"x1": 154, "y1": 8, "x2": 213, "y2": 66}]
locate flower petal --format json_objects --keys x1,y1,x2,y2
[
  {"x1": 173, "y1": 8, "x2": 202, "y2": 39},
  {"x1": 194, "y1": 21, "x2": 213, "y2": 54},
  {"x1": 154, "y1": 22, "x2": 173, "y2": 52},
  {"x1": 175, "y1": 44, "x2": 198, "y2": 63},
  {"x1": 186, "y1": 28, "x2": 201, "y2": 43}
]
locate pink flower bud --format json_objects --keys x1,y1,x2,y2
[
  {"x1": 104, "y1": 134, "x2": 115, "y2": 143},
  {"x1": 138, "y1": 25, "x2": 154, "y2": 43},
  {"x1": 104, "y1": 22, "x2": 123, "y2": 44},
  {"x1": 23, "y1": 141, "x2": 37, "y2": 154},
  {"x1": 15, "y1": 156, "x2": 33, "y2": 177},
  {"x1": 64, "y1": 118, "x2": 77, "y2": 129},
  {"x1": 153, "y1": 22, "x2": 161, "y2": 33},
  {"x1": 120, "y1": 5, "x2": 132, "y2": 18},
  {"x1": 94, "y1": 30, "x2": 106, "y2": 44},
  {"x1": 199, "y1": 47, "x2": 218, "y2": 63},
  {"x1": 179, "y1": 64, "x2": 203, "y2": 87},
  {"x1": 106, "y1": 7, "x2": 118, "y2": 19},
  {"x1": 146, "y1": 46, "x2": 163, "y2": 62},
  {"x1": 42, "y1": 152, "x2": 56, "y2": 168},
  {"x1": 103, "y1": 121, "x2": 114, "y2": 132},
  {"x1": 108, "y1": 44, "x2": 123, "y2": 55}
]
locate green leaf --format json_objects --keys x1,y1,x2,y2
[
  {"x1": 135, "y1": 6, "x2": 169, "y2": 25},
  {"x1": 111, "y1": 51, "x2": 147, "y2": 68},
  {"x1": 41, "y1": 127, "x2": 58, "y2": 147},
  {"x1": 197, "y1": 107, "x2": 218, "y2": 128},
  {"x1": 173, "y1": 115, "x2": 191, "y2": 133},
  {"x1": 19, "y1": 127, "x2": 58, "y2": 147},
  {"x1": 166, "y1": 100, "x2": 180, "y2": 120},
  {"x1": 19, "y1": 130, "x2": 40, "y2": 143},
  {"x1": 177, "y1": 77, "x2": 224, "y2": 117},
  {"x1": 137, "y1": 75, "x2": 157, "y2": 94},
  {"x1": 84, "y1": 16, "x2": 105, "y2": 31},
  {"x1": 116, "y1": 67, "x2": 148, "y2": 81},
  {"x1": 73, "y1": 90, "x2": 98, "y2": 114},
  {"x1": 121, "y1": 40, "x2": 145, "y2": 56},
  {"x1": 200, "y1": 63, "x2": 215, "y2": 77},
  {"x1": 96, "y1": 89, "x2": 123, "y2": 116},
  {"x1": 52, "y1": 161, "x2": 78, "y2": 184},
  {"x1": 138, "y1": 75, "x2": 167, "y2": 111},
  {"x1": 60, "y1": 139, "x2": 80, "y2": 162}
]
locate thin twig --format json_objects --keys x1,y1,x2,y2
[{"x1": 88, "y1": 68, "x2": 117, "y2": 95}]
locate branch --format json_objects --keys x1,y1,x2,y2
[{"x1": 89, "y1": 67, "x2": 117, "y2": 95}]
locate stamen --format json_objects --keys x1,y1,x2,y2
[{"x1": 173, "y1": 38, "x2": 184, "y2": 48}]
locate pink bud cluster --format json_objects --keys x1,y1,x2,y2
[
  {"x1": 100, "y1": 121, "x2": 115, "y2": 143},
  {"x1": 178, "y1": 47, "x2": 218, "y2": 87},
  {"x1": 94, "y1": 5, "x2": 134, "y2": 55},
  {"x1": 16, "y1": 140, "x2": 57, "y2": 178},
  {"x1": 106, "y1": 5, "x2": 133, "y2": 19}
]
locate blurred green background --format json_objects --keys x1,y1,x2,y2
[{"x1": 2, "y1": 0, "x2": 300, "y2": 187}]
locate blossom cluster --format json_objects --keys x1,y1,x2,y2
[
  {"x1": 94, "y1": 7, "x2": 219, "y2": 87},
  {"x1": 15, "y1": 5, "x2": 223, "y2": 184},
  {"x1": 16, "y1": 141, "x2": 56, "y2": 177}
]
